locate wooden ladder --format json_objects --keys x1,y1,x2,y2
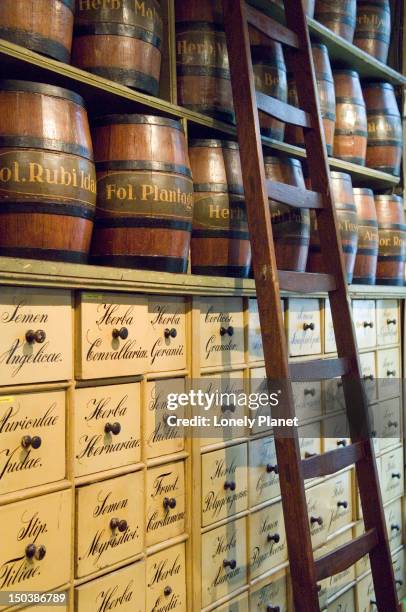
[{"x1": 222, "y1": 1, "x2": 399, "y2": 610}]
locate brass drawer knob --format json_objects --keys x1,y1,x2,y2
[
  {"x1": 337, "y1": 501, "x2": 348, "y2": 509},
  {"x1": 388, "y1": 420, "x2": 398, "y2": 428},
  {"x1": 36, "y1": 545, "x2": 46, "y2": 561},
  {"x1": 336, "y1": 439, "x2": 347, "y2": 447},
  {"x1": 391, "y1": 524, "x2": 400, "y2": 532},
  {"x1": 220, "y1": 326, "x2": 234, "y2": 337},
  {"x1": 387, "y1": 318, "x2": 397, "y2": 325},
  {"x1": 21, "y1": 435, "x2": 42, "y2": 450},
  {"x1": 224, "y1": 481, "x2": 236, "y2": 491},
  {"x1": 105, "y1": 422, "x2": 121, "y2": 435},
  {"x1": 310, "y1": 516, "x2": 323, "y2": 526},
  {"x1": 363, "y1": 321, "x2": 374, "y2": 328},
  {"x1": 266, "y1": 463, "x2": 278, "y2": 474},
  {"x1": 387, "y1": 370, "x2": 396, "y2": 377},
  {"x1": 25, "y1": 329, "x2": 46, "y2": 344},
  {"x1": 267, "y1": 533, "x2": 280, "y2": 544},
  {"x1": 163, "y1": 497, "x2": 177, "y2": 510},
  {"x1": 363, "y1": 374, "x2": 374, "y2": 381},
  {"x1": 164, "y1": 328, "x2": 177, "y2": 339},
  {"x1": 304, "y1": 388, "x2": 316, "y2": 396},
  {"x1": 110, "y1": 518, "x2": 128, "y2": 532},
  {"x1": 221, "y1": 404, "x2": 236, "y2": 413},
  {"x1": 303, "y1": 322, "x2": 315, "y2": 331},
  {"x1": 25, "y1": 543, "x2": 36, "y2": 559},
  {"x1": 267, "y1": 606, "x2": 280, "y2": 612},
  {"x1": 164, "y1": 586, "x2": 172, "y2": 597},
  {"x1": 112, "y1": 327, "x2": 128, "y2": 340},
  {"x1": 392, "y1": 472, "x2": 401, "y2": 480},
  {"x1": 223, "y1": 559, "x2": 237, "y2": 570}
]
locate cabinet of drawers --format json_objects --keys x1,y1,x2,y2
[
  {"x1": 248, "y1": 436, "x2": 280, "y2": 507},
  {"x1": 146, "y1": 543, "x2": 187, "y2": 612},
  {"x1": 146, "y1": 297, "x2": 187, "y2": 373},
  {"x1": 287, "y1": 298, "x2": 321, "y2": 357},
  {"x1": 75, "y1": 471, "x2": 144, "y2": 578},
  {"x1": 250, "y1": 569, "x2": 287, "y2": 611},
  {"x1": 144, "y1": 378, "x2": 185, "y2": 459},
  {"x1": 74, "y1": 383, "x2": 141, "y2": 478},
  {"x1": 146, "y1": 460, "x2": 185, "y2": 547},
  {"x1": 353, "y1": 300, "x2": 376, "y2": 349},
  {"x1": 0, "y1": 390, "x2": 65, "y2": 495},
  {"x1": 249, "y1": 500, "x2": 287, "y2": 578}
]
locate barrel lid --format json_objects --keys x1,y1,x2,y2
[
  {"x1": 330, "y1": 171, "x2": 353, "y2": 181},
  {"x1": 189, "y1": 139, "x2": 239, "y2": 149},
  {"x1": 0, "y1": 80, "x2": 86, "y2": 108},
  {"x1": 353, "y1": 188, "x2": 374, "y2": 196},
  {"x1": 333, "y1": 69, "x2": 360, "y2": 78},
  {"x1": 93, "y1": 114, "x2": 184, "y2": 131}
]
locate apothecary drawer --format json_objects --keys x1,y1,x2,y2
[
  {"x1": 201, "y1": 443, "x2": 248, "y2": 526},
  {"x1": 75, "y1": 471, "x2": 144, "y2": 578},
  {"x1": 75, "y1": 292, "x2": 148, "y2": 380},
  {"x1": 323, "y1": 299, "x2": 336, "y2": 354},
  {"x1": 352, "y1": 300, "x2": 376, "y2": 349},
  {"x1": 249, "y1": 570, "x2": 287, "y2": 611},
  {"x1": 0, "y1": 489, "x2": 71, "y2": 598},
  {"x1": 0, "y1": 390, "x2": 65, "y2": 496},
  {"x1": 75, "y1": 560, "x2": 145, "y2": 611},
  {"x1": 144, "y1": 378, "x2": 185, "y2": 460},
  {"x1": 248, "y1": 298, "x2": 263, "y2": 362},
  {"x1": 249, "y1": 501, "x2": 287, "y2": 579},
  {"x1": 74, "y1": 382, "x2": 141, "y2": 478},
  {"x1": 370, "y1": 396, "x2": 401, "y2": 454},
  {"x1": 287, "y1": 298, "x2": 321, "y2": 357},
  {"x1": 146, "y1": 297, "x2": 187, "y2": 373},
  {"x1": 359, "y1": 351, "x2": 377, "y2": 402},
  {"x1": 146, "y1": 543, "x2": 187, "y2": 612},
  {"x1": 377, "y1": 348, "x2": 401, "y2": 399},
  {"x1": 200, "y1": 372, "x2": 246, "y2": 447},
  {"x1": 380, "y1": 446, "x2": 404, "y2": 504},
  {"x1": 355, "y1": 572, "x2": 375, "y2": 612},
  {"x1": 248, "y1": 436, "x2": 280, "y2": 507},
  {"x1": 195, "y1": 297, "x2": 245, "y2": 369},
  {"x1": 376, "y1": 300, "x2": 400, "y2": 346},
  {"x1": 384, "y1": 497, "x2": 402, "y2": 552},
  {"x1": 0, "y1": 287, "x2": 72, "y2": 386},
  {"x1": 201, "y1": 517, "x2": 247, "y2": 608},
  {"x1": 146, "y1": 460, "x2": 185, "y2": 547}
]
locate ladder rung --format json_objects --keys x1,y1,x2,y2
[
  {"x1": 315, "y1": 529, "x2": 379, "y2": 582},
  {"x1": 278, "y1": 271, "x2": 336, "y2": 293},
  {"x1": 256, "y1": 92, "x2": 311, "y2": 128},
  {"x1": 302, "y1": 441, "x2": 366, "y2": 479},
  {"x1": 289, "y1": 357, "x2": 349, "y2": 381},
  {"x1": 246, "y1": 4, "x2": 299, "y2": 48},
  {"x1": 267, "y1": 180, "x2": 324, "y2": 210}
]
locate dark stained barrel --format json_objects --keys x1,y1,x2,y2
[
  {"x1": 189, "y1": 139, "x2": 251, "y2": 278},
  {"x1": 90, "y1": 115, "x2": 194, "y2": 272},
  {"x1": 264, "y1": 156, "x2": 310, "y2": 272},
  {"x1": 314, "y1": 0, "x2": 357, "y2": 42},
  {"x1": 0, "y1": 0, "x2": 74, "y2": 62},
  {"x1": 0, "y1": 80, "x2": 96, "y2": 263},
  {"x1": 333, "y1": 70, "x2": 368, "y2": 165},
  {"x1": 375, "y1": 195, "x2": 406, "y2": 285},
  {"x1": 252, "y1": 43, "x2": 287, "y2": 141},
  {"x1": 363, "y1": 82, "x2": 403, "y2": 176},
  {"x1": 308, "y1": 171, "x2": 358, "y2": 283},
  {"x1": 354, "y1": 0, "x2": 391, "y2": 63},
  {"x1": 352, "y1": 188, "x2": 379, "y2": 284},
  {"x1": 72, "y1": 0, "x2": 163, "y2": 95},
  {"x1": 175, "y1": 0, "x2": 234, "y2": 123}
]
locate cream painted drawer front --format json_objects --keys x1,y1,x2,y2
[
  {"x1": 146, "y1": 297, "x2": 186, "y2": 373},
  {"x1": 249, "y1": 501, "x2": 287, "y2": 579},
  {"x1": 299, "y1": 422, "x2": 322, "y2": 463},
  {"x1": 328, "y1": 587, "x2": 355, "y2": 612},
  {"x1": 287, "y1": 298, "x2": 321, "y2": 357},
  {"x1": 200, "y1": 372, "x2": 246, "y2": 446},
  {"x1": 146, "y1": 461, "x2": 185, "y2": 547},
  {"x1": 384, "y1": 498, "x2": 402, "y2": 551},
  {"x1": 354, "y1": 522, "x2": 370, "y2": 577},
  {"x1": 306, "y1": 482, "x2": 330, "y2": 548},
  {"x1": 377, "y1": 348, "x2": 400, "y2": 399},
  {"x1": 146, "y1": 543, "x2": 186, "y2": 612},
  {"x1": 0, "y1": 287, "x2": 72, "y2": 386},
  {"x1": 215, "y1": 592, "x2": 249, "y2": 612},
  {"x1": 293, "y1": 381, "x2": 322, "y2": 420},
  {"x1": 322, "y1": 414, "x2": 350, "y2": 453},
  {"x1": 0, "y1": 489, "x2": 71, "y2": 599},
  {"x1": 376, "y1": 300, "x2": 399, "y2": 346},
  {"x1": 250, "y1": 368, "x2": 270, "y2": 435},
  {"x1": 380, "y1": 446, "x2": 404, "y2": 504},
  {"x1": 76, "y1": 292, "x2": 148, "y2": 379},
  {"x1": 201, "y1": 517, "x2": 247, "y2": 608},
  {"x1": 248, "y1": 299, "x2": 263, "y2": 362},
  {"x1": 359, "y1": 352, "x2": 377, "y2": 402},
  {"x1": 0, "y1": 390, "x2": 65, "y2": 495},
  {"x1": 196, "y1": 297, "x2": 244, "y2": 368},
  {"x1": 76, "y1": 471, "x2": 144, "y2": 578},
  {"x1": 201, "y1": 443, "x2": 248, "y2": 526},
  {"x1": 75, "y1": 560, "x2": 145, "y2": 612},
  {"x1": 322, "y1": 530, "x2": 355, "y2": 597},
  {"x1": 144, "y1": 378, "x2": 185, "y2": 459},
  {"x1": 392, "y1": 548, "x2": 405, "y2": 600},
  {"x1": 356, "y1": 573, "x2": 375, "y2": 612},
  {"x1": 324, "y1": 299, "x2": 336, "y2": 354},
  {"x1": 370, "y1": 397, "x2": 401, "y2": 454},
  {"x1": 324, "y1": 378, "x2": 345, "y2": 414},
  {"x1": 74, "y1": 383, "x2": 141, "y2": 478},
  {"x1": 248, "y1": 436, "x2": 280, "y2": 507},
  {"x1": 353, "y1": 300, "x2": 376, "y2": 349},
  {"x1": 325, "y1": 471, "x2": 353, "y2": 536},
  {"x1": 250, "y1": 570, "x2": 287, "y2": 611}
]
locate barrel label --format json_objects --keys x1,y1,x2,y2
[
  {"x1": 77, "y1": 0, "x2": 163, "y2": 36},
  {"x1": 0, "y1": 150, "x2": 96, "y2": 208},
  {"x1": 356, "y1": 9, "x2": 390, "y2": 32},
  {"x1": 193, "y1": 193, "x2": 248, "y2": 232},
  {"x1": 176, "y1": 30, "x2": 229, "y2": 72},
  {"x1": 358, "y1": 224, "x2": 379, "y2": 250},
  {"x1": 367, "y1": 115, "x2": 402, "y2": 142},
  {"x1": 337, "y1": 212, "x2": 358, "y2": 244},
  {"x1": 379, "y1": 229, "x2": 406, "y2": 257},
  {"x1": 253, "y1": 65, "x2": 287, "y2": 100},
  {"x1": 270, "y1": 203, "x2": 310, "y2": 238},
  {"x1": 96, "y1": 172, "x2": 193, "y2": 219}
]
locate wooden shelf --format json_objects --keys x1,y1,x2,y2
[{"x1": 0, "y1": 257, "x2": 404, "y2": 299}]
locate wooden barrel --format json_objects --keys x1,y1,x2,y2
[
  {"x1": 72, "y1": 0, "x2": 163, "y2": 95},
  {"x1": 363, "y1": 82, "x2": 403, "y2": 176},
  {"x1": 90, "y1": 115, "x2": 194, "y2": 272},
  {"x1": 285, "y1": 44, "x2": 335, "y2": 155},
  {"x1": 252, "y1": 44, "x2": 287, "y2": 141},
  {"x1": 352, "y1": 188, "x2": 379, "y2": 284},
  {"x1": 175, "y1": 1, "x2": 234, "y2": 124},
  {"x1": 189, "y1": 139, "x2": 251, "y2": 278},
  {"x1": 333, "y1": 70, "x2": 368, "y2": 166},
  {"x1": 0, "y1": 0, "x2": 74, "y2": 62},
  {"x1": 354, "y1": 0, "x2": 391, "y2": 63},
  {"x1": 0, "y1": 80, "x2": 96, "y2": 263},
  {"x1": 375, "y1": 195, "x2": 406, "y2": 285},
  {"x1": 314, "y1": 0, "x2": 357, "y2": 42},
  {"x1": 264, "y1": 156, "x2": 310, "y2": 272},
  {"x1": 308, "y1": 172, "x2": 358, "y2": 283}
]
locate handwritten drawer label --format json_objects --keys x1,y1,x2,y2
[
  {"x1": 197, "y1": 297, "x2": 244, "y2": 368},
  {"x1": 249, "y1": 502, "x2": 287, "y2": 579},
  {"x1": 146, "y1": 543, "x2": 186, "y2": 612},
  {"x1": 146, "y1": 461, "x2": 185, "y2": 547},
  {"x1": 249, "y1": 436, "x2": 280, "y2": 507},
  {"x1": 288, "y1": 298, "x2": 321, "y2": 357},
  {"x1": 146, "y1": 297, "x2": 186, "y2": 373},
  {"x1": 144, "y1": 378, "x2": 185, "y2": 460}
]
